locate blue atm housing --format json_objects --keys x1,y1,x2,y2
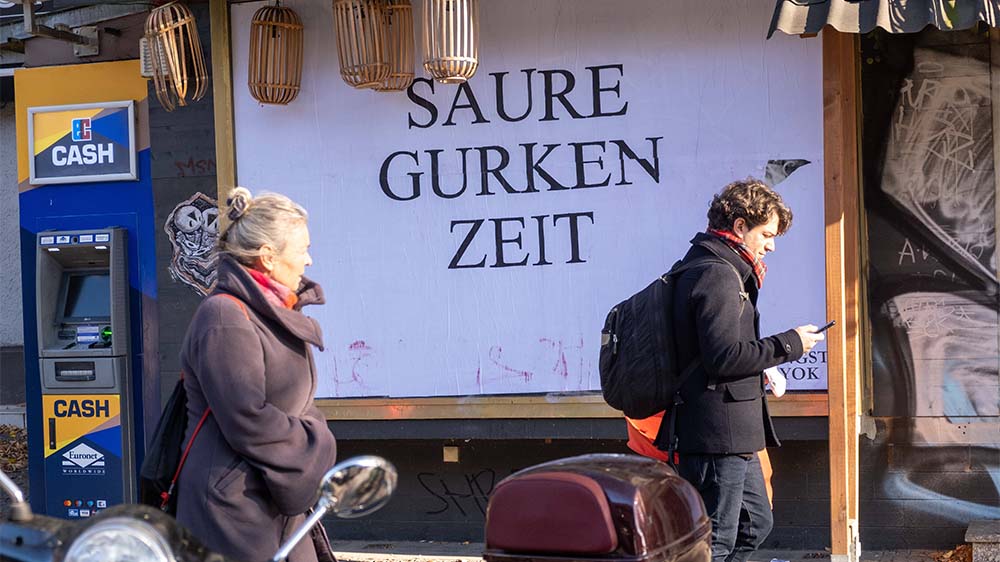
[{"x1": 20, "y1": 149, "x2": 158, "y2": 516}]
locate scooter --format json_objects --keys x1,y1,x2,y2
[
  {"x1": 0, "y1": 455, "x2": 397, "y2": 562},
  {"x1": 482, "y1": 454, "x2": 711, "y2": 562}
]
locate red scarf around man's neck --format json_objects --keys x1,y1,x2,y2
[
  {"x1": 246, "y1": 267, "x2": 299, "y2": 309},
  {"x1": 707, "y1": 229, "x2": 766, "y2": 289}
]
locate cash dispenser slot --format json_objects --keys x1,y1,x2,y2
[{"x1": 54, "y1": 362, "x2": 96, "y2": 382}]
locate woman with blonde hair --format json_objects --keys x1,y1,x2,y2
[{"x1": 175, "y1": 187, "x2": 337, "y2": 562}]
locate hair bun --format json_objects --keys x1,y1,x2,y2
[{"x1": 226, "y1": 187, "x2": 253, "y2": 221}]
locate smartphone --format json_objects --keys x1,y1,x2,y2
[{"x1": 813, "y1": 320, "x2": 836, "y2": 334}]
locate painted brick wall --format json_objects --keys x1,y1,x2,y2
[
  {"x1": 325, "y1": 437, "x2": 833, "y2": 550},
  {"x1": 859, "y1": 419, "x2": 999, "y2": 549},
  {"x1": 860, "y1": 28, "x2": 1000, "y2": 550},
  {"x1": 148, "y1": 3, "x2": 217, "y2": 408}
]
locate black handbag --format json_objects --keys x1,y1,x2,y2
[
  {"x1": 138, "y1": 375, "x2": 211, "y2": 516},
  {"x1": 139, "y1": 293, "x2": 246, "y2": 515}
]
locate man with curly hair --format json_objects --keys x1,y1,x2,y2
[{"x1": 670, "y1": 178, "x2": 824, "y2": 562}]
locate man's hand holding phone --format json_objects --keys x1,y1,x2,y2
[{"x1": 793, "y1": 321, "x2": 831, "y2": 354}]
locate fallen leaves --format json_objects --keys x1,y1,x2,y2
[
  {"x1": 0, "y1": 425, "x2": 28, "y2": 472},
  {"x1": 934, "y1": 544, "x2": 972, "y2": 562}
]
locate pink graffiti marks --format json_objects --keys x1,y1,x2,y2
[
  {"x1": 477, "y1": 338, "x2": 590, "y2": 391},
  {"x1": 488, "y1": 345, "x2": 533, "y2": 383},
  {"x1": 539, "y1": 338, "x2": 569, "y2": 381},
  {"x1": 539, "y1": 337, "x2": 586, "y2": 390},
  {"x1": 174, "y1": 157, "x2": 217, "y2": 178},
  {"x1": 331, "y1": 340, "x2": 373, "y2": 396}
]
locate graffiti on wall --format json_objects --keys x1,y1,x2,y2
[
  {"x1": 165, "y1": 192, "x2": 219, "y2": 296},
  {"x1": 864, "y1": 28, "x2": 1000, "y2": 533}
]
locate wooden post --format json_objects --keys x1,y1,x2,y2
[
  {"x1": 823, "y1": 29, "x2": 862, "y2": 562},
  {"x1": 210, "y1": 0, "x2": 236, "y2": 209}
]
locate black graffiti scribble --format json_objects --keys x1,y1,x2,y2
[{"x1": 417, "y1": 469, "x2": 497, "y2": 517}]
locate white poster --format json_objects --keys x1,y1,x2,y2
[{"x1": 231, "y1": 0, "x2": 828, "y2": 398}]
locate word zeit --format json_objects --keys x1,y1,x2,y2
[
  {"x1": 385, "y1": 64, "x2": 662, "y2": 270},
  {"x1": 53, "y1": 117, "x2": 114, "y2": 167},
  {"x1": 62, "y1": 443, "x2": 106, "y2": 476}
]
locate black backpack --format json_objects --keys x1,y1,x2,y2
[{"x1": 599, "y1": 256, "x2": 743, "y2": 423}]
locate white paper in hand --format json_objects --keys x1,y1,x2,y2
[{"x1": 765, "y1": 367, "x2": 786, "y2": 397}]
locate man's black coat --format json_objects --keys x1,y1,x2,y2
[{"x1": 671, "y1": 233, "x2": 805, "y2": 455}]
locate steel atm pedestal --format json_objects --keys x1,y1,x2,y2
[{"x1": 35, "y1": 228, "x2": 135, "y2": 518}]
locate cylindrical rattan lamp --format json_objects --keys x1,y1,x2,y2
[
  {"x1": 333, "y1": 0, "x2": 390, "y2": 89},
  {"x1": 248, "y1": 4, "x2": 304, "y2": 105},
  {"x1": 422, "y1": 0, "x2": 479, "y2": 84},
  {"x1": 144, "y1": 1, "x2": 209, "y2": 112},
  {"x1": 374, "y1": 0, "x2": 414, "y2": 92}
]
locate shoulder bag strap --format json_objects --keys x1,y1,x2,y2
[{"x1": 161, "y1": 294, "x2": 251, "y2": 511}]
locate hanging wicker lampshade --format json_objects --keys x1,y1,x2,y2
[
  {"x1": 248, "y1": 4, "x2": 304, "y2": 105},
  {"x1": 333, "y1": 0, "x2": 390, "y2": 89},
  {"x1": 144, "y1": 1, "x2": 209, "y2": 112},
  {"x1": 422, "y1": 0, "x2": 479, "y2": 84},
  {"x1": 373, "y1": 0, "x2": 414, "y2": 92}
]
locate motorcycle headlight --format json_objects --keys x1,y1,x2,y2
[{"x1": 65, "y1": 517, "x2": 176, "y2": 562}]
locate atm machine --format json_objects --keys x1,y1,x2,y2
[{"x1": 34, "y1": 228, "x2": 135, "y2": 518}]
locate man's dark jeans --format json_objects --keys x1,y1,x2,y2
[{"x1": 677, "y1": 452, "x2": 772, "y2": 562}]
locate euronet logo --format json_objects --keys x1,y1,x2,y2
[{"x1": 61, "y1": 443, "x2": 106, "y2": 474}]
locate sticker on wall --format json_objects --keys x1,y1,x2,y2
[
  {"x1": 26, "y1": 101, "x2": 137, "y2": 185},
  {"x1": 165, "y1": 192, "x2": 219, "y2": 296}
]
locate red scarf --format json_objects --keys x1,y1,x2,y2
[
  {"x1": 707, "y1": 229, "x2": 766, "y2": 288},
  {"x1": 246, "y1": 267, "x2": 299, "y2": 309}
]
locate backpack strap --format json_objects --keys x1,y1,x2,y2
[
  {"x1": 664, "y1": 256, "x2": 746, "y2": 294},
  {"x1": 652, "y1": 256, "x2": 748, "y2": 466},
  {"x1": 653, "y1": 362, "x2": 701, "y2": 466},
  {"x1": 160, "y1": 294, "x2": 250, "y2": 512}
]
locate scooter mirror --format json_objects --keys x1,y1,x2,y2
[
  {"x1": 270, "y1": 456, "x2": 397, "y2": 562},
  {"x1": 321, "y1": 455, "x2": 397, "y2": 519},
  {"x1": 0, "y1": 469, "x2": 32, "y2": 522}
]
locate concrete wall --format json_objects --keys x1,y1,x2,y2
[{"x1": 0, "y1": 82, "x2": 24, "y2": 406}]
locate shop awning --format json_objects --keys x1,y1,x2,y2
[{"x1": 768, "y1": 0, "x2": 1000, "y2": 38}]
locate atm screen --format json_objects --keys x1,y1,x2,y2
[{"x1": 61, "y1": 273, "x2": 111, "y2": 322}]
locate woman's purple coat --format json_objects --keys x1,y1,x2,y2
[{"x1": 176, "y1": 255, "x2": 337, "y2": 562}]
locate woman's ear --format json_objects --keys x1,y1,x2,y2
[{"x1": 257, "y1": 244, "x2": 277, "y2": 273}]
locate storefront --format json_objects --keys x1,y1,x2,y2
[
  {"x1": 8, "y1": 0, "x2": 999, "y2": 559},
  {"x1": 208, "y1": 0, "x2": 837, "y2": 549}
]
